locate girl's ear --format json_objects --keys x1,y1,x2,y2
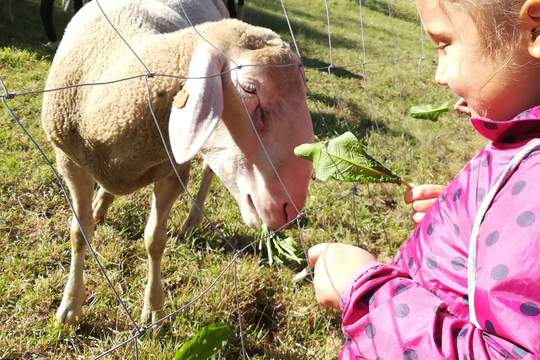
[
  {"x1": 168, "y1": 46, "x2": 226, "y2": 164},
  {"x1": 520, "y1": 0, "x2": 540, "y2": 58}
]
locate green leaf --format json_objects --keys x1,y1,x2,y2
[
  {"x1": 172, "y1": 324, "x2": 231, "y2": 360},
  {"x1": 274, "y1": 237, "x2": 303, "y2": 264},
  {"x1": 266, "y1": 237, "x2": 274, "y2": 266},
  {"x1": 258, "y1": 226, "x2": 305, "y2": 266},
  {"x1": 294, "y1": 132, "x2": 403, "y2": 185},
  {"x1": 409, "y1": 102, "x2": 450, "y2": 121}
]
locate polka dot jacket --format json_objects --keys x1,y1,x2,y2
[{"x1": 339, "y1": 106, "x2": 540, "y2": 359}]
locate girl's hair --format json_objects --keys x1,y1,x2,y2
[{"x1": 445, "y1": 0, "x2": 525, "y2": 56}]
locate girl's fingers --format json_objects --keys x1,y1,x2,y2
[
  {"x1": 412, "y1": 198, "x2": 438, "y2": 212},
  {"x1": 455, "y1": 105, "x2": 471, "y2": 114},
  {"x1": 405, "y1": 184, "x2": 446, "y2": 203},
  {"x1": 403, "y1": 183, "x2": 416, "y2": 204},
  {"x1": 454, "y1": 97, "x2": 471, "y2": 115},
  {"x1": 307, "y1": 243, "x2": 330, "y2": 269}
]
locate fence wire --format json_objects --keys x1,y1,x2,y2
[{"x1": 0, "y1": 0, "x2": 431, "y2": 358}]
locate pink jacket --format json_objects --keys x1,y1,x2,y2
[{"x1": 339, "y1": 106, "x2": 540, "y2": 359}]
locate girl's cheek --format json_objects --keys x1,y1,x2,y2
[{"x1": 444, "y1": 56, "x2": 465, "y2": 95}]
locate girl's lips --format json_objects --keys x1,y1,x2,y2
[{"x1": 454, "y1": 97, "x2": 471, "y2": 115}]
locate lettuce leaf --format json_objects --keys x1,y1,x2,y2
[{"x1": 294, "y1": 132, "x2": 403, "y2": 185}]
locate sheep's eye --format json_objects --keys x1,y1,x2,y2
[{"x1": 240, "y1": 82, "x2": 257, "y2": 94}]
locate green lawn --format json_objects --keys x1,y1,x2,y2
[{"x1": 0, "y1": 0, "x2": 484, "y2": 358}]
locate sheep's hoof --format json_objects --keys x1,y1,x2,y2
[
  {"x1": 92, "y1": 203, "x2": 105, "y2": 224},
  {"x1": 92, "y1": 189, "x2": 114, "y2": 224},
  {"x1": 93, "y1": 213, "x2": 105, "y2": 225},
  {"x1": 140, "y1": 307, "x2": 164, "y2": 334},
  {"x1": 179, "y1": 213, "x2": 203, "y2": 237},
  {"x1": 55, "y1": 300, "x2": 84, "y2": 325},
  {"x1": 55, "y1": 284, "x2": 86, "y2": 325},
  {"x1": 44, "y1": 41, "x2": 59, "y2": 51}
]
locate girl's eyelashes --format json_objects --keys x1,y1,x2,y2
[
  {"x1": 436, "y1": 43, "x2": 450, "y2": 54},
  {"x1": 426, "y1": 31, "x2": 451, "y2": 49}
]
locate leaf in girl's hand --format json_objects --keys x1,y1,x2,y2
[
  {"x1": 409, "y1": 102, "x2": 450, "y2": 121},
  {"x1": 172, "y1": 323, "x2": 231, "y2": 360},
  {"x1": 294, "y1": 131, "x2": 403, "y2": 185}
]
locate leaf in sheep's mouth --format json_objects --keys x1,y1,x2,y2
[
  {"x1": 258, "y1": 225, "x2": 304, "y2": 267},
  {"x1": 294, "y1": 131, "x2": 407, "y2": 187}
]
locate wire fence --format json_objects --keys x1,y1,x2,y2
[{"x1": 0, "y1": 0, "x2": 434, "y2": 358}]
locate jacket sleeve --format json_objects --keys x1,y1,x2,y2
[{"x1": 339, "y1": 263, "x2": 535, "y2": 360}]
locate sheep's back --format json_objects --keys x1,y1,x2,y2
[{"x1": 41, "y1": 0, "x2": 223, "y2": 193}]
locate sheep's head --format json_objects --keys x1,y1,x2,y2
[{"x1": 169, "y1": 35, "x2": 313, "y2": 230}]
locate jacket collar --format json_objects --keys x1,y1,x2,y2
[{"x1": 470, "y1": 105, "x2": 540, "y2": 143}]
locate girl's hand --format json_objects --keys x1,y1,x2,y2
[
  {"x1": 404, "y1": 184, "x2": 445, "y2": 223},
  {"x1": 308, "y1": 243, "x2": 376, "y2": 309}
]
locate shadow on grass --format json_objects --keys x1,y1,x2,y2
[
  {"x1": 309, "y1": 101, "x2": 416, "y2": 145},
  {"x1": 180, "y1": 219, "x2": 308, "y2": 273},
  {"x1": 303, "y1": 56, "x2": 364, "y2": 80},
  {"x1": 244, "y1": 2, "x2": 360, "y2": 53},
  {"x1": 245, "y1": 0, "x2": 418, "y2": 64},
  {"x1": 362, "y1": 0, "x2": 418, "y2": 23},
  {"x1": 77, "y1": 320, "x2": 131, "y2": 340},
  {"x1": 0, "y1": 0, "x2": 70, "y2": 57}
]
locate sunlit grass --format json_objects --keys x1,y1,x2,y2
[{"x1": 0, "y1": 0, "x2": 484, "y2": 358}]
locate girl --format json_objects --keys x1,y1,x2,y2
[{"x1": 308, "y1": 0, "x2": 540, "y2": 358}]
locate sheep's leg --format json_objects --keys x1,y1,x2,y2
[
  {"x1": 73, "y1": 0, "x2": 82, "y2": 12},
  {"x1": 180, "y1": 163, "x2": 213, "y2": 237},
  {"x1": 56, "y1": 155, "x2": 95, "y2": 325},
  {"x1": 40, "y1": 0, "x2": 58, "y2": 43},
  {"x1": 237, "y1": 0, "x2": 245, "y2": 20},
  {"x1": 92, "y1": 187, "x2": 115, "y2": 224},
  {"x1": 226, "y1": 0, "x2": 237, "y2": 18},
  {"x1": 141, "y1": 167, "x2": 189, "y2": 324}
]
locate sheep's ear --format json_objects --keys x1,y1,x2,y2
[{"x1": 168, "y1": 47, "x2": 225, "y2": 164}]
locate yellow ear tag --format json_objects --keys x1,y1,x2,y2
[{"x1": 173, "y1": 88, "x2": 189, "y2": 109}]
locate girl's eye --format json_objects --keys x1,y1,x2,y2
[
  {"x1": 437, "y1": 43, "x2": 450, "y2": 51},
  {"x1": 240, "y1": 82, "x2": 257, "y2": 94}
]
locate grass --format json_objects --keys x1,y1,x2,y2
[{"x1": 0, "y1": 0, "x2": 484, "y2": 359}]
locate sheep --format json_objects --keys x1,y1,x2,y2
[
  {"x1": 41, "y1": 0, "x2": 314, "y2": 325},
  {"x1": 41, "y1": 0, "x2": 236, "y2": 51}
]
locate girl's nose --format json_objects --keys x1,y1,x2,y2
[{"x1": 434, "y1": 63, "x2": 448, "y2": 87}]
